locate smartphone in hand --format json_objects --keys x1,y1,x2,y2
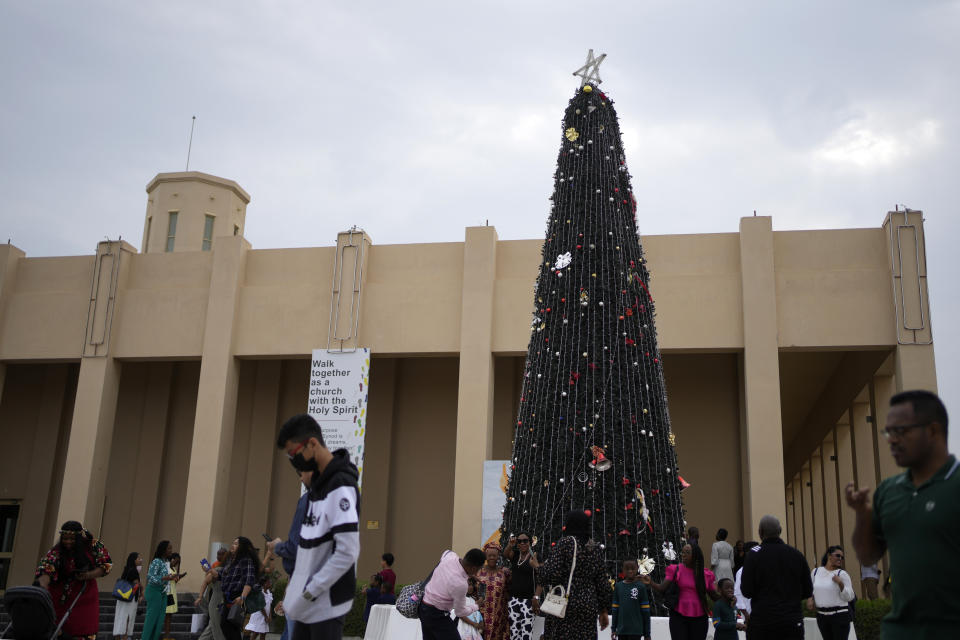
[{"x1": 262, "y1": 533, "x2": 272, "y2": 542}]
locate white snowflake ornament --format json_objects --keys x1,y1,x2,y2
[
  {"x1": 554, "y1": 252, "x2": 573, "y2": 270},
  {"x1": 638, "y1": 555, "x2": 656, "y2": 576}
]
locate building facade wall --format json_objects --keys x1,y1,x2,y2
[{"x1": 0, "y1": 182, "x2": 940, "y2": 591}]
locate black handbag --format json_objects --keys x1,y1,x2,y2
[
  {"x1": 662, "y1": 565, "x2": 680, "y2": 610},
  {"x1": 167, "y1": 594, "x2": 174, "y2": 607}
]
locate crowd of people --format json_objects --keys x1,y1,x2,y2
[{"x1": 26, "y1": 389, "x2": 958, "y2": 640}]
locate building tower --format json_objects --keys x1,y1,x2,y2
[{"x1": 142, "y1": 171, "x2": 250, "y2": 253}]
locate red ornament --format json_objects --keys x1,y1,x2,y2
[
  {"x1": 621, "y1": 477, "x2": 631, "y2": 486},
  {"x1": 577, "y1": 244, "x2": 582, "y2": 249},
  {"x1": 561, "y1": 298, "x2": 566, "y2": 302},
  {"x1": 588, "y1": 362, "x2": 598, "y2": 370},
  {"x1": 625, "y1": 338, "x2": 635, "y2": 346},
  {"x1": 624, "y1": 503, "x2": 634, "y2": 510},
  {"x1": 625, "y1": 308, "x2": 634, "y2": 316},
  {"x1": 546, "y1": 308, "x2": 551, "y2": 312},
  {"x1": 618, "y1": 529, "x2": 631, "y2": 536}
]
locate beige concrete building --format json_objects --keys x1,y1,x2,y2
[{"x1": 0, "y1": 171, "x2": 937, "y2": 595}]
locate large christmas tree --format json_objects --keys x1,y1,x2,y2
[{"x1": 502, "y1": 53, "x2": 686, "y2": 582}]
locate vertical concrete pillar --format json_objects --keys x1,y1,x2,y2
[
  {"x1": 872, "y1": 374, "x2": 900, "y2": 482},
  {"x1": 360, "y1": 358, "x2": 398, "y2": 572},
  {"x1": 882, "y1": 210, "x2": 937, "y2": 394},
  {"x1": 240, "y1": 361, "x2": 282, "y2": 537},
  {"x1": 11, "y1": 365, "x2": 68, "y2": 581},
  {"x1": 800, "y1": 465, "x2": 815, "y2": 568},
  {"x1": 835, "y1": 419, "x2": 856, "y2": 541},
  {"x1": 127, "y1": 363, "x2": 174, "y2": 556},
  {"x1": 810, "y1": 450, "x2": 827, "y2": 558},
  {"x1": 790, "y1": 476, "x2": 802, "y2": 550},
  {"x1": 784, "y1": 481, "x2": 793, "y2": 547},
  {"x1": 57, "y1": 357, "x2": 122, "y2": 530},
  {"x1": 57, "y1": 240, "x2": 135, "y2": 531},
  {"x1": 822, "y1": 435, "x2": 842, "y2": 548},
  {"x1": 852, "y1": 401, "x2": 876, "y2": 491},
  {"x1": 452, "y1": 226, "x2": 498, "y2": 552},
  {"x1": 179, "y1": 235, "x2": 249, "y2": 590},
  {"x1": 738, "y1": 216, "x2": 785, "y2": 534}
]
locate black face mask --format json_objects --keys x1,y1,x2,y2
[{"x1": 289, "y1": 452, "x2": 319, "y2": 473}]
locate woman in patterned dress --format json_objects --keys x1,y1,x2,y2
[
  {"x1": 35, "y1": 521, "x2": 113, "y2": 640},
  {"x1": 476, "y1": 541, "x2": 511, "y2": 640},
  {"x1": 537, "y1": 510, "x2": 612, "y2": 640}
]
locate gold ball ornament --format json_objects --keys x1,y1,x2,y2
[{"x1": 583, "y1": 85, "x2": 593, "y2": 93}]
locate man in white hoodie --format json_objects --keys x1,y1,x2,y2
[{"x1": 277, "y1": 414, "x2": 360, "y2": 640}]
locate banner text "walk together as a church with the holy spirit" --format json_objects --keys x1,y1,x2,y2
[{"x1": 308, "y1": 348, "x2": 370, "y2": 487}]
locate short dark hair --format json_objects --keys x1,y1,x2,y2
[
  {"x1": 718, "y1": 577, "x2": 734, "y2": 590},
  {"x1": 382, "y1": 552, "x2": 394, "y2": 566},
  {"x1": 277, "y1": 413, "x2": 325, "y2": 449},
  {"x1": 716, "y1": 528, "x2": 728, "y2": 541},
  {"x1": 463, "y1": 548, "x2": 486, "y2": 568},
  {"x1": 891, "y1": 390, "x2": 949, "y2": 438}
]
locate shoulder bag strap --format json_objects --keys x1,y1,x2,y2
[{"x1": 565, "y1": 538, "x2": 577, "y2": 594}]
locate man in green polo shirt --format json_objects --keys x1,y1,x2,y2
[{"x1": 846, "y1": 389, "x2": 958, "y2": 639}]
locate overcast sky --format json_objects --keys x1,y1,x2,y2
[{"x1": 1, "y1": 1, "x2": 957, "y2": 452}]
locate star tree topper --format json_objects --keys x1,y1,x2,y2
[{"x1": 572, "y1": 49, "x2": 607, "y2": 87}]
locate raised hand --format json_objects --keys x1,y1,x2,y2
[{"x1": 844, "y1": 482, "x2": 871, "y2": 512}]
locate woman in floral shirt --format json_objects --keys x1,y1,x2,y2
[
  {"x1": 143, "y1": 540, "x2": 180, "y2": 640},
  {"x1": 476, "y1": 542, "x2": 511, "y2": 640},
  {"x1": 35, "y1": 521, "x2": 112, "y2": 640}
]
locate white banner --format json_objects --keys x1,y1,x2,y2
[{"x1": 308, "y1": 348, "x2": 370, "y2": 486}]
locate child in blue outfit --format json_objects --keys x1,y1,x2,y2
[
  {"x1": 612, "y1": 559, "x2": 652, "y2": 640},
  {"x1": 712, "y1": 578, "x2": 746, "y2": 640},
  {"x1": 458, "y1": 577, "x2": 484, "y2": 639}
]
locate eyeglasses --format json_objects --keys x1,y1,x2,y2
[
  {"x1": 517, "y1": 539, "x2": 530, "y2": 543},
  {"x1": 286, "y1": 440, "x2": 308, "y2": 459},
  {"x1": 882, "y1": 422, "x2": 930, "y2": 439}
]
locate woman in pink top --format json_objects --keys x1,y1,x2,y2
[{"x1": 641, "y1": 543, "x2": 720, "y2": 640}]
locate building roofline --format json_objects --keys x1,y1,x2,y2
[{"x1": 146, "y1": 171, "x2": 251, "y2": 204}]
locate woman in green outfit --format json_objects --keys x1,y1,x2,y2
[{"x1": 143, "y1": 541, "x2": 180, "y2": 640}]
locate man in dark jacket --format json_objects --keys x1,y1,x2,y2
[
  {"x1": 740, "y1": 515, "x2": 812, "y2": 639},
  {"x1": 268, "y1": 469, "x2": 313, "y2": 640},
  {"x1": 277, "y1": 414, "x2": 360, "y2": 640}
]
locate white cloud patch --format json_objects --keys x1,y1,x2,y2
[{"x1": 815, "y1": 116, "x2": 942, "y2": 169}]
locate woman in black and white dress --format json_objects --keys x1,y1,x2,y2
[
  {"x1": 807, "y1": 545, "x2": 855, "y2": 640},
  {"x1": 503, "y1": 533, "x2": 540, "y2": 640}
]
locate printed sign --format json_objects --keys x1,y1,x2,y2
[{"x1": 308, "y1": 348, "x2": 370, "y2": 486}]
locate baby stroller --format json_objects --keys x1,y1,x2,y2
[{"x1": 1, "y1": 582, "x2": 86, "y2": 640}]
